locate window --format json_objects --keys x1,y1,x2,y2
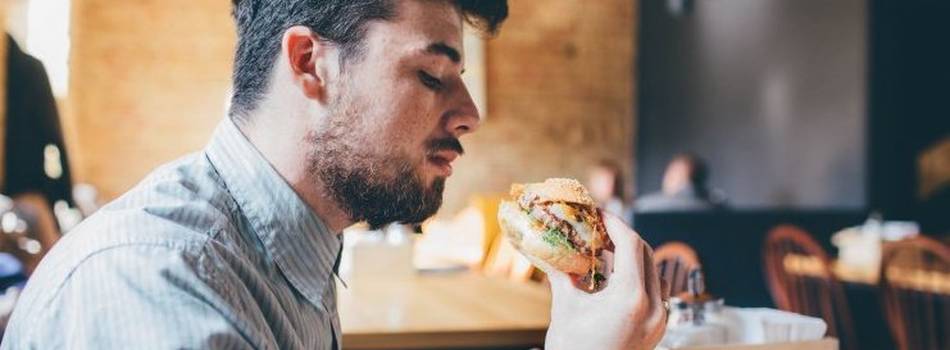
[{"x1": 24, "y1": 0, "x2": 72, "y2": 97}]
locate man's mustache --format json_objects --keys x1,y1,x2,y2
[{"x1": 426, "y1": 137, "x2": 465, "y2": 156}]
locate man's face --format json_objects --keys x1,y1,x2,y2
[
  {"x1": 308, "y1": 0, "x2": 479, "y2": 228},
  {"x1": 588, "y1": 167, "x2": 616, "y2": 203},
  {"x1": 662, "y1": 160, "x2": 690, "y2": 195}
]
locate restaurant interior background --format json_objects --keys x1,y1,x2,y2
[{"x1": 1, "y1": 0, "x2": 948, "y2": 349}]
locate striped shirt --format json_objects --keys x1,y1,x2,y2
[{"x1": 1, "y1": 118, "x2": 343, "y2": 349}]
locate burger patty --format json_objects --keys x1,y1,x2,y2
[{"x1": 520, "y1": 196, "x2": 610, "y2": 256}]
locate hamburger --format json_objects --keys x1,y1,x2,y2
[{"x1": 497, "y1": 178, "x2": 614, "y2": 291}]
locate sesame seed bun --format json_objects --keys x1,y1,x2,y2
[
  {"x1": 510, "y1": 178, "x2": 596, "y2": 207},
  {"x1": 498, "y1": 178, "x2": 607, "y2": 276}
]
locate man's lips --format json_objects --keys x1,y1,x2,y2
[
  {"x1": 424, "y1": 137, "x2": 464, "y2": 178},
  {"x1": 432, "y1": 150, "x2": 459, "y2": 163},
  {"x1": 427, "y1": 150, "x2": 459, "y2": 177}
]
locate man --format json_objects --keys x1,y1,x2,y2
[
  {"x1": 587, "y1": 159, "x2": 630, "y2": 219},
  {"x1": 637, "y1": 153, "x2": 725, "y2": 212},
  {"x1": 2, "y1": 1, "x2": 666, "y2": 349}
]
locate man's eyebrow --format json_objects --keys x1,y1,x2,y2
[{"x1": 425, "y1": 42, "x2": 461, "y2": 64}]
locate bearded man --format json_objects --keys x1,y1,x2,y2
[{"x1": 1, "y1": 1, "x2": 666, "y2": 349}]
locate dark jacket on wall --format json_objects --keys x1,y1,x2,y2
[{"x1": 4, "y1": 34, "x2": 73, "y2": 205}]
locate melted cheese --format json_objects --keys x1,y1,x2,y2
[{"x1": 589, "y1": 252, "x2": 597, "y2": 291}]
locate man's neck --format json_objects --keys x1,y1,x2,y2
[{"x1": 233, "y1": 115, "x2": 354, "y2": 234}]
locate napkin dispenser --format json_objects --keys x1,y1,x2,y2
[
  {"x1": 668, "y1": 269, "x2": 724, "y2": 326},
  {"x1": 661, "y1": 269, "x2": 730, "y2": 348}
]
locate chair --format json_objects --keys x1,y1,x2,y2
[
  {"x1": 654, "y1": 241, "x2": 701, "y2": 297},
  {"x1": 483, "y1": 233, "x2": 536, "y2": 282},
  {"x1": 879, "y1": 236, "x2": 950, "y2": 350},
  {"x1": 763, "y1": 225, "x2": 856, "y2": 350}
]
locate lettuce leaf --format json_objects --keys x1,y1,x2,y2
[{"x1": 541, "y1": 227, "x2": 574, "y2": 249}]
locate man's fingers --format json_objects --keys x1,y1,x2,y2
[
  {"x1": 601, "y1": 212, "x2": 647, "y2": 290},
  {"x1": 602, "y1": 211, "x2": 640, "y2": 251},
  {"x1": 642, "y1": 244, "x2": 664, "y2": 314}
]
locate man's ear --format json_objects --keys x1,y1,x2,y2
[{"x1": 282, "y1": 26, "x2": 333, "y2": 103}]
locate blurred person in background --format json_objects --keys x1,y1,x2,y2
[
  {"x1": 919, "y1": 182, "x2": 950, "y2": 238},
  {"x1": 1, "y1": 1, "x2": 666, "y2": 349},
  {"x1": 1, "y1": 33, "x2": 72, "y2": 271},
  {"x1": 917, "y1": 139, "x2": 950, "y2": 238},
  {"x1": 587, "y1": 159, "x2": 631, "y2": 219},
  {"x1": 3, "y1": 34, "x2": 73, "y2": 212},
  {"x1": 636, "y1": 153, "x2": 725, "y2": 212},
  {"x1": 0, "y1": 33, "x2": 76, "y2": 336}
]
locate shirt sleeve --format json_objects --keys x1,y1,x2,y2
[{"x1": 2, "y1": 244, "x2": 258, "y2": 350}]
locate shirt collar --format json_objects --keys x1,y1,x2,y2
[{"x1": 205, "y1": 117, "x2": 341, "y2": 308}]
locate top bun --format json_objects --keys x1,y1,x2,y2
[{"x1": 511, "y1": 178, "x2": 596, "y2": 207}]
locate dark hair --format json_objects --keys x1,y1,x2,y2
[
  {"x1": 228, "y1": 0, "x2": 508, "y2": 120},
  {"x1": 671, "y1": 153, "x2": 710, "y2": 195}
]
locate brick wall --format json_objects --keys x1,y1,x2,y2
[
  {"x1": 441, "y1": 0, "x2": 638, "y2": 215},
  {"x1": 63, "y1": 0, "x2": 638, "y2": 217},
  {"x1": 66, "y1": 0, "x2": 235, "y2": 199}
]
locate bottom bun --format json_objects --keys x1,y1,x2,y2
[{"x1": 498, "y1": 201, "x2": 593, "y2": 275}]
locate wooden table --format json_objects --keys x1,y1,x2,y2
[
  {"x1": 782, "y1": 255, "x2": 878, "y2": 285},
  {"x1": 338, "y1": 272, "x2": 551, "y2": 350},
  {"x1": 783, "y1": 254, "x2": 950, "y2": 294},
  {"x1": 668, "y1": 338, "x2": 838, "y2": 350}
]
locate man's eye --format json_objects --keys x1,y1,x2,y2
[{"x1": 418, "y1": 71, "x2": 444, "y2": 91}]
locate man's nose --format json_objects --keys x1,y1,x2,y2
[{"x1": 444, "y1": 86, "x2": 481, "y2": 138}]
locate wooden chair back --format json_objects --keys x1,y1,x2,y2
[
  {"x1": 763, "y1": 225, "x2": 856, "y2": 350},
  {"x1": 482, "y1": 233, "x2": 535, "y2": 282},
  {"x1": 654, "y1": 241, "x2": 701, "y2": 296},
  {"x1": 879, "y1": 236, "x2": 950, "y2": 350}
]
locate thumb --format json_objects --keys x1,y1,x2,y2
[{"x1": 601, "y1": 211, "x2": 648, "y2": 291}]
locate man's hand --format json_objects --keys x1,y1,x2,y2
[{"x1": 536, "y1": 212, "x2": 668, "y2": 350}]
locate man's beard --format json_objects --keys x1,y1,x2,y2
[{"x1": 307, "y1": 91, "x2": 449, "y2": 229}]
